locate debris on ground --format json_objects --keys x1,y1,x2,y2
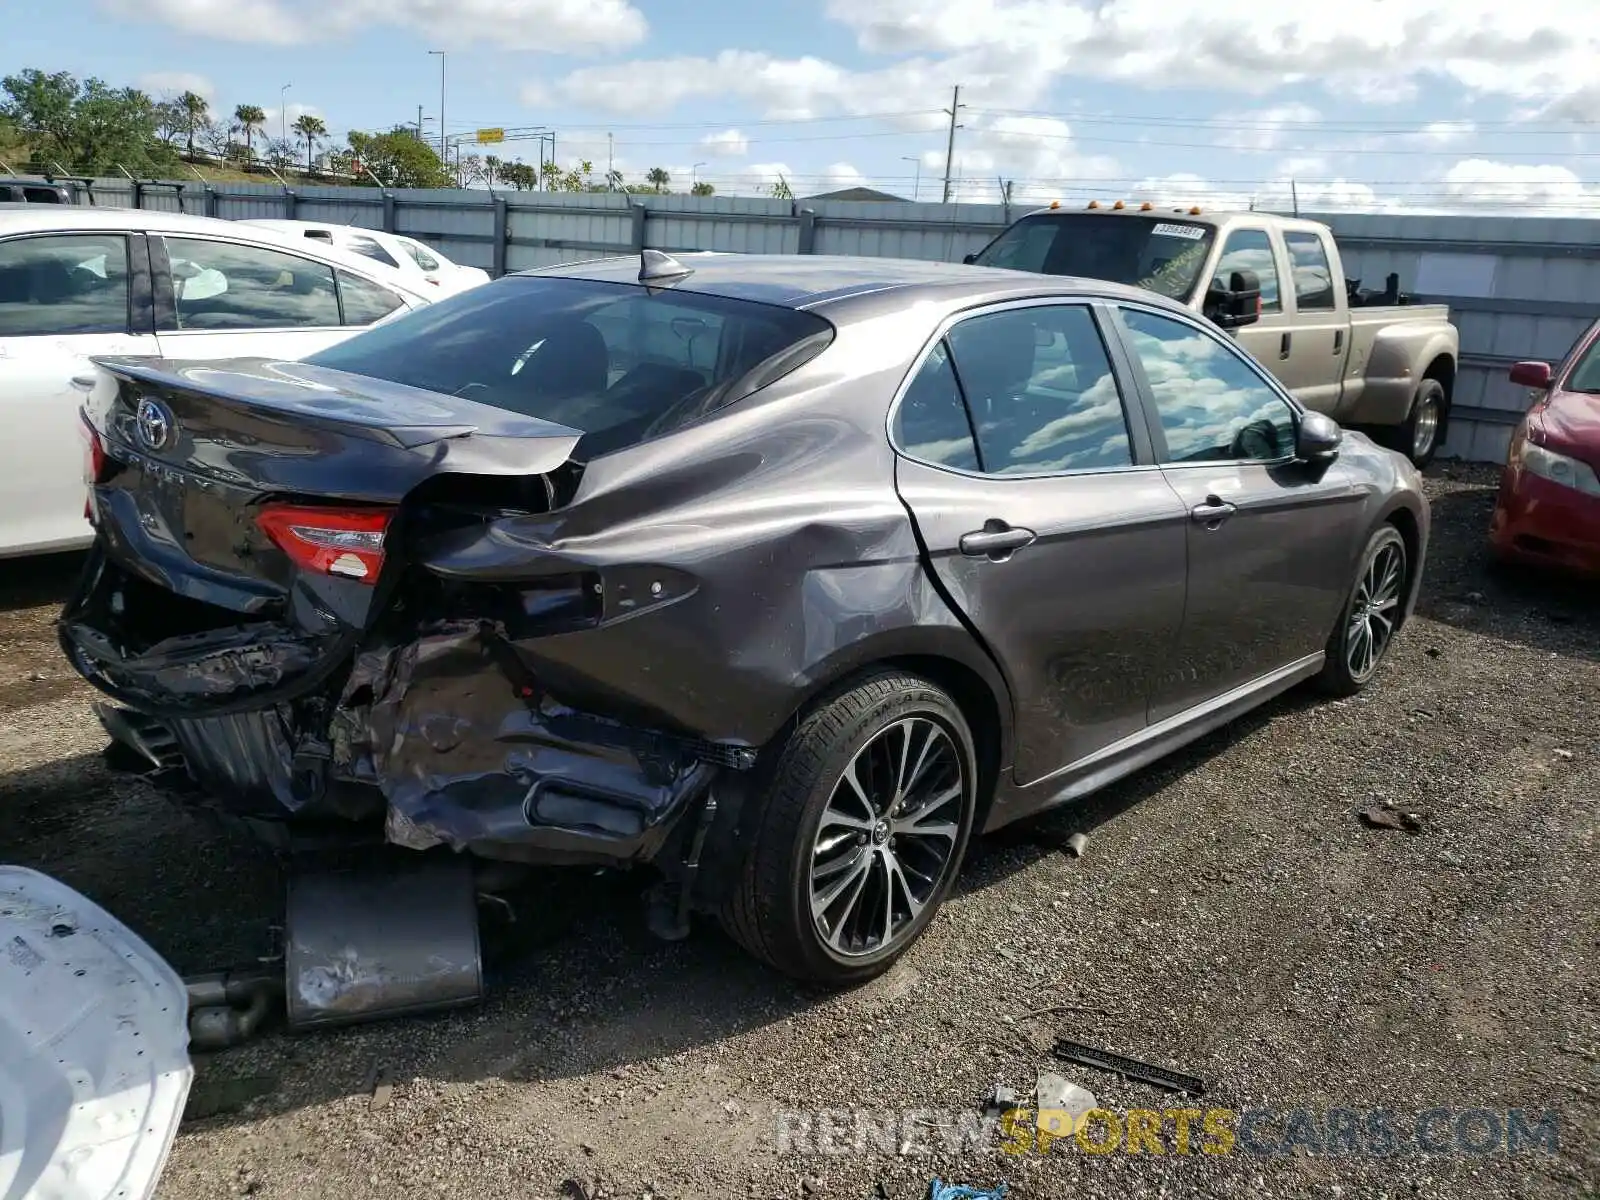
[
  {"x1": 1064, "y1": 832, "x2": 1089, "y2": 858},
  {"x1": 368, "y1": 1063, "x2": 393, "y2": 1110},
  {"x1": 926, "y1": 1181, "x2": 1007, "y2": 1200},
  {"x1": 1358, "y1": 804, "x2": 1424, "y2": 833},
  {"x1": 1553, "y1": 748, "x2": 1574, "y2": 761},
  {"x1": 980, "y1": 1085, "x2": 1019, "y2": 1119},
  {"x1": 1033, "y1": 1070, "x2": 1095, "y2": 1139},
  {"x1": 1051, "y1": 1038, "x2": 1206, "y2": 1096}
]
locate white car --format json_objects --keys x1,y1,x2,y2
[
  {"x1": 0, "y1": 204, "x2": 435, "y2": 558},
  {"x1": 242, "y1": 219, "x2": 491, "y2": 296}
]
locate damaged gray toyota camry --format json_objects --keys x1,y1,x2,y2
[{"x1": 61, "y1": 250, "x2": 1429, "y2": 986}]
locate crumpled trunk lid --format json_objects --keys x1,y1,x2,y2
[
  {"x1": 0, "y1": 866, "x2": 191, "y2": 1200},
  {"x1": 65, "y1": 357, "x2": 583, "y2": 715}
]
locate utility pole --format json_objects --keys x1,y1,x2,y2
[
  {"x1": 940, "y1": 85, "x2": 964, "y2": 204},
  {"x1": 417, "y1": 105, "x2": 425, "y2": 140},
  {"x1": 429, "y1": 50, "x2": 446, "y2": 163},
  {"x1": 607, "y1": 132, "x2": 614, "y2": 180},
  {"x1": 1290, "y1": 178, "x2": 1300, "y2": 217},
  {"x1": 280, "y1": 83, "x2": 291, "y2": 143}
]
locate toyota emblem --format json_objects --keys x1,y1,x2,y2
[{"x1": 134, "y1": 397, "x2": 176, "y2": 452}]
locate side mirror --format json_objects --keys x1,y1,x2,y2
[
  {"x1": 962, "y1": 252, "x2": 978, "y2": 265},
  {"x1": 1295, "y1": 410, "x2": 1343, "y2": 461},
  {"x1": 1205, "y1": 268, "x2": 1261, "y2": 330},
  {"x1": 1508, "y1": 360, "x2": 1552, "y2": 389}
]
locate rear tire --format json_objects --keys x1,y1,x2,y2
[
  {"x1": 1316, "y1": 525, "x2": 1409, "y2": 697},
  {"x1": 720, "y1": 671, "x2": 977, "y2": 986},
  {"x1": 1381, "y1": 377, "x2": 1446, "y2": 468}
]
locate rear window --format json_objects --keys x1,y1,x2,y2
[{"x1": 305, "y1": 275, "x2": 835, "y2": 456}]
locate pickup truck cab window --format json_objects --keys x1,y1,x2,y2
[
  {"x1": 1284, "y1": 231, "x2": 1337, "y2": 311},
  {"x1": 1118, "y1": 306, "x2": 1296, "y2": 463},
  {"x1": 1213, "y1": 228, "x2": 1281, "y2": 314},
  {"x1": 971, "y1": 214, "x2": 1216, "y2": 302}
]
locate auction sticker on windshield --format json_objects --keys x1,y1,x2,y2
[{"x1": 1151, "y1": 223, "x2": 1207, "y2": 240}]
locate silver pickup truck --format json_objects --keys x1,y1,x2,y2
[{"x1": 967, "y1": 205, "x2": 1460, "y2": 466}]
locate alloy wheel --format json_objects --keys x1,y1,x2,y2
[
  {"x1": 1412, "y1": 392, "x2": 1440, "y2": 460},
  {"x1": 808, "y1": 716, "x2": 968, "y2": 958},
  {"x1": 1346, "y1": 541, "x2": 1406, "y2": 682}
]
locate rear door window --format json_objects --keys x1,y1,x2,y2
[
  {"x1": 0, "y1": 233, "x2": 130, "y2": 335},
  {"x1": 304, "y1": 276, "x2": 834, "y2": 455},
  {"x1": 163, "y1": 236, "x2": 341, "y2": 329},
  {"x1": 1283, "y1": 232, "x2": 1337, "y2": 311}
]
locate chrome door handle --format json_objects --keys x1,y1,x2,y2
[
  {"x1": 959, "y1": 522, "x2": 1037, "y2": 560},
  {"x1": 1190, "y1": 499, "x2": 1237, "y2": 527}
]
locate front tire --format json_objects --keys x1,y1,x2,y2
[
  {"x1": 1316, "y1": 524, "x2": 1409, "y2": 696},
  {"x1": 720, "y1": 671, "x2": 978, "y2": 986}
]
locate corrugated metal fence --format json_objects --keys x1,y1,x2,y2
[{"x1": 78, "y1": 178, "x2": 1600, "y2": 463}]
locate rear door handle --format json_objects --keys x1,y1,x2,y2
[
  {"x1": 959, "y1": 521, "x2": 1037, "y2": 560},
  {"x1": 1279, "y1": 332, "x2": 1292, "y2": 359},
  {"x1": 1333, "y1": 329, "x2": 1344, "y2": 354},
  {"x1": 1190, "y1": 498, "x2": 1237, "y2": 527}
]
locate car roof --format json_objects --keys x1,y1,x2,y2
[
  {"x1": 0, "y1": 203, "x2": 434, "y2": 298},
  {"x1": 522, "y1": 252, "x2": 1190, "y2": 319}
]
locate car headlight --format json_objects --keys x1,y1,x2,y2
[{"x1": 1521, "y1": 440, "x2": 1600, "y2": 497}]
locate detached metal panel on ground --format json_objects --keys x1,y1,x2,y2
[{"x1": 67, "y1": 177, "x2": 1600, "y2": 463}]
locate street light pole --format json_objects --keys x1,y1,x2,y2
[
  {"x1": 280, "y1": 83, "x2": 291, "y2": 143},
  {"x1": 901, "y1": 156, "x2": 921, "y2": 201},
  {"x1": 692, "y1": 161, "x2": 706, "y2": 189},
  {"x1": 428, "y1": 51, "x2": 446, "y2": 164}
]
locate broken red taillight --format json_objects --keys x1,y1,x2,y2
[
  {"x1": 256, "y1": 503, "x2": 395, "y2": 584},
  {"x1": 80, "y1": 413, "x2": 106, "y2": 519}
]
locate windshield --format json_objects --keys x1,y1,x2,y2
[
  {"x1": 971, "y1": 213, "x2": 1218, "y2": 301},
  {"x1": 1563, "y1": 325, "x2": 1600, "y2": 394},
  {"x1": 305, "y1": 275, "x2": 834, "y2": 456}
]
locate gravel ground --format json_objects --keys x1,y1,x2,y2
[{"x1": 1, "y1": 463, "x2": 1595, "y2": 1200}]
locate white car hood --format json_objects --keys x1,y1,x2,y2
[{"x1": 0, "y1": 867, "x2": 191, "y2": 1200}]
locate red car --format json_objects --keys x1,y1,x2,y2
[{"x1": 1491, "y1": 318, "x2": 1600, "y2": 577}]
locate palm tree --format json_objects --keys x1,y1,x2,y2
[
  {"x1": 645, "y1": 166, "x2": 670, "y2": 194},
  {"x1": 180, "y1": 91, "x2": 209, "y2": 159},
  {"x1": 291, "y1": 113, "x2": 327, "y2": 175},
  {"x1": 690, "y1": 181, "x2": 714, "y2": 196},
  {"x1": 234, "y1": 104, "x2": 266, "y2": 164}
]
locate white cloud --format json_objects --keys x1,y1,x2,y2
[
  {"x1": 1414, "y1": 120, "x2": 1476, "y2": 147},
  {"x1": 102, "y1": 0, "x2": 648, "y2": 50},
  {"x1": 821, "y1": 162, "x2": 869, "y2": 189},
  {"x1": 1212, "y1": 104, "x2": 1322, "y2": 153},
  {"x1": 257, "y1": 103, "x2": 324, "y2": 138},
  {"x1": 1129, "y1": 171, "x2": 1395, "y2": 214},
  {"x1": 699, "y1": 129, "x2": 749, "y2": 158},
  {"x1": 1437, "y1": 158, "x2": 1597, "y2": 213},
  {"x1": 137, "y1": 72, "x2": 215, "y2": 100},
  {"x1": 744, "y1": 162, "x2": 797, "y2": 190},
  {"x1": 558, "y1": 1, "x2": 1600, "y2": 126}
]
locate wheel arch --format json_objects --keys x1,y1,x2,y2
[
  {"x1": 770, "y1": 632, "x2": 1014, "y2": 836},
  {"x1": 1376, "y1": 498, "x2": 1425, "y2": 627}
]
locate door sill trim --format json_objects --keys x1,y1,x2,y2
[{"x1": 999, "y1": 652, "x2": 1325, "y2": 822}]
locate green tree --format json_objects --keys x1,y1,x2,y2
[
  {"x1": 604, "y1": 167, "x2": 625, "y2": 192},
  {"x1": 180, "y1": 90, "x2": 209, "y2": 158},
  {"x1": 483, "y1": 154, "x2": 501, "y2": 185},
  {"x1": 0, "y1": 69, "x2": 79, "y2": 161},
  {"x1": 645, "y1": 166, "x2": 670, "y2": 193},
  {"x1": 291, "y1": 112, "x2": 327, "y2": 174},
  {"x1": 768, "y1": 175, "x2": 793, "y2": 199},
  {"x1": 346, "y1": 126, "x2": 452, "y2": 188},
  {"x1": 507, "y1": 160, "x2": 541, "y2": 190},
  {"x1": 233, "y1": 103, "x2": 265, "y2": 164},
  {"x1": 66, "y1": 79, "x2": 166, "y2": 173},
  {"x1": 690, "y1": 180, "x2": 714, "y2": 196},
  {"x1": 154, "y1": 98, "x2": 186, "y2": 149}
]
